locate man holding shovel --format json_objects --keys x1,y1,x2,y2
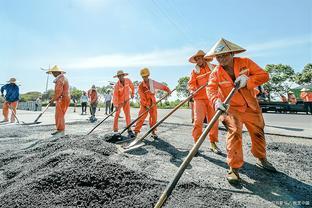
[
  {"x1": 133, "y1": 68, "x2": 171, "y2": 139},
  {"x1": 48, "y1": 65, "x2": 70, "y2": 137},
  {"x1": 206, "y1": 38, "x2": 276, "y2": 183},
  {"x1": 188, "y1": 50, "x2": 221, "y2": 155},
  {"x1": 1, "y1": 78, "x2": 20, "y2": 123},
  {"x1": 88, "y1": 85, "x2": 98, "y2": 122},
  {"x1": 112, "y1": 70, "x2": 135, "y2": 137}
]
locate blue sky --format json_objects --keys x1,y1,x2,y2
[{"x1": 1, "y1": 0, "x2": 311, "y2": 94}]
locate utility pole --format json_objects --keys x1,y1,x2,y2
[{"x1": 40, "y1": 65, "x2": 50, "y2": 100}]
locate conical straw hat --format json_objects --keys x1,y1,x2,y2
[
  {"x1": 205, "y1": 38, "x2": 246, "y2": 58},
  {"x1": 47, "y1": 65, "x2": 66, "y2": 74},
  {"x1": 189, "y1": 50, "x2": 206, "y2": 63}
]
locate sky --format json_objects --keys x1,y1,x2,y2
[{"x1": 1, "y1": 0, "x2": 311, "y2": 95}]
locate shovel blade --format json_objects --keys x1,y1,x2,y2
[
  {"x1": 20, "y1": 122, "x2": 42, "y2": 125},
  {"x1": 116, "y1": 142, "x2": 145, "y2": 153}
]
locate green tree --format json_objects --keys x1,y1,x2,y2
[
  {"x1": 176, "y1": 76, "x2": 190, "y2": 99},
  {"x1": 20, "y1": 91, "x2": 42, "y2": 102},
  {"x1": 42, "y1": 89, "x2": 54, "y2": 101},
  {"x1": 70, "y1": 87, "x2": 83, "y2": 101},
  {"x1": 263, "y1": 64, "x2": 296, "y2": 99},
  {"x1": 295, "y1": 63, "x2": 312, "y2": 85},
  {"x1": 97, "y1": 84, "x2": 114, "y2": 95}
]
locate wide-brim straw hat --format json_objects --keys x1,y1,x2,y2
[
  {"x1": 47, "y1": 65, "x2": 66, "y2": 74},
  {"x1": 189, "y1": 50, "x2": 206, "y2": 63},
  {"x1": 7, "y1": 78, "x2": 17, "y2": 83},
  {"x1": 205, "y1": 38, "x2": 246, "y2": 58},
  {"x1": 301, "y1": 88, "x2": 310, "y2": 92},
  {"x1": 113, "y1": 70, "x2": 128, "y2": 78}
]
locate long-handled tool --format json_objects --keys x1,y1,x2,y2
[
  {"x1": 86, "y1": 98, "x2": 131, "y2": 135},
  {"x1": 121, "y1": 84, "x2": 208, "y2": 151},
  {"x1": 9, "y1": 105, "x2": 21, "y2": 124},
  {"x1": 154, "y1": 84, "x2": 239, "y2": 208},
  {"x1": 119, "y1": 88, "x2": 177, "y2": 136},
  {"x1": 20, "y1": 103, "x2": 51, "y2": 125}
]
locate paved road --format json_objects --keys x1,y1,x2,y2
[{"x1": 1, "y1": 107, "x2": 311, "y2": 138}]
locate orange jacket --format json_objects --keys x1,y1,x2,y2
[
  {"x1": 207, "y1": 57, "x2": 269, "y2": 113},
  {"x1": 88, "y1": 89, "x2": 98, "y2": 104},
  {"x1": 113, "y1": 78, "x2": 134, "y2": 106},
  {"x1": 138, "y1": 79, "x2": 170, "y2": 107},
  {"x1": 300, "y1": 92, "x2": 312, "y2": 102},
  {"x1": 188, "y1": 63, "x2": 215, "y2": 100},
  {"x1": 53, "y1": 74, "x2": 70, "y2": 101}
]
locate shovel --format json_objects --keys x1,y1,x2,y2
[
  {"x1": 9, "y1": 105, "x2": 21, "y2": 124},
  {"x1": 154, "y1": 84, "x2": 239, "y2": 208},
  {"x1": 117, "y1": 88, "x2": 177, "y2": 141},
  {"x1": 20, "y1": 103, "x2": 51, "y2": 125},
  {"x1": 86, "y1": 98, "x2": 131, "y2": 135},
  {"x1": 120, "y1": 84, "x2": 208, "y2": 152}
]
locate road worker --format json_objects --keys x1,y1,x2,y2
[
  {"x1": 134, "y1": 68, "x2": 171, "y2": 139},
  {"x1": 112, "y1": 70, "x2": 135, "y2": 137},
  {"x1": 1, "y1": 78, "x2": 20, "y2": 123},
  {"x1": 287, "y1": 91, "x2": 297, "y2": 105},
  {"x1": 300, "y1": 88, "x2": 312, "y2": 114},
  {"x1": 188, "y1": 50, "x2": 221, "y2": 155},
  {"x1": 206, "y1": 38, "x2": 276, "y2": 183},
  {"x1": 88, "y1": 85, "x2": 98, "y2": 122},
  {"x1": 48, "y1": 65, "x2": 70, "y2": 136}
]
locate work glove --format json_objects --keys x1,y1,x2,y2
[
  {"x1": 215, "y1": 99, "x2": 228, "y2": 112},
  {"x1": 49, "y1": 99, "x2": 54, "y2": 104},
  {"x1": 234, "y1": 74, "x2": 249, "y2": 89}
]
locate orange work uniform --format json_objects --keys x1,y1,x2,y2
[
  {"x1": 113, "y1": 78, "x2": 134, "y2": 131},
  {"x1": 88, "y1": 89, "x2": 98, "y2": 104},
  {"x1": 300, "y1": 92, "x2": 312, "y2": 102},
  {"x1": 188, "y1": 63, "x2": 219, "y2": 143},
  {"x1": 207, "y1": 57, "x2": 269, "y2": 169},
  {"x1": 300, "y1": 91, "x2": 312, "y2": 114},
  {"x1": 53, "y1": 74, "x2": 70, "y2": 131},
  {"x1": 2, "y1": 101, "x2": 18, "y2": 122},
  {"x1": 134, "y1": 79, "x2": 170, "y2": 134}
]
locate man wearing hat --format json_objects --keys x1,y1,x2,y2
[
  {"x1": 112, "y1": 70, "x2": 135, "y2": 136},
  {"x1": 48, "y1": 65, "x2": 70, "y2": 136},
  {"x1": 1, "y1": 78, "x2": 20, "y2": 123},
  {"x1": 188, "y1": 50, "x2": 221, "y2": 155},
  {"x1": 88, "y1": 85, "x2": 98, "y2": 122},
  {"x1": 300, "y1": 88, "x2": 312, "y2": 114},
  {"x1": 134, "y1": 68, "x2": 171, "y2": 139},
  {"x1": 206, "y1": 38, "x2": 276, "y2": 183}
]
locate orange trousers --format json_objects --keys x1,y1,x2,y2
[
  {"x1": 134, "y1": 105, "x2": 157, "y2": 133},
  {"x1": 222, "y1": 107, "x2": 266, "y2": 169},
  {"x1": 2, "y1": 101, "x2": 18, "y2": 122},
  {"x1": 55, "y1": 97, "x2": 70, "y2": 131},
  {"x1": 192, "y1": 99, "x2": 218, "y2": 143},
  {"x1": 113, "y1": 101, "x2": 131, "y2": 131}
]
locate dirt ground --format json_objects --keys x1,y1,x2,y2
[{"x1": 0, "y1": 120, "x2": 311, "y2": 208}]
